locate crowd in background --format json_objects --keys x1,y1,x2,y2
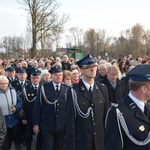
[{"x1": 0, "y1": 52, "x2": 149, "y2": 150}]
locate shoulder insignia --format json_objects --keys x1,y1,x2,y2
[{"x1": 114, "y1": 104, "x2": 119, "y2": 107}]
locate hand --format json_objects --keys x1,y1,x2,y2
[
  {"x1": 33, "y1": 125, "x2": 39, "y2": 135},
  {"x1": 11, "y1": 107, "x2": 16, "y2": 113},
  {"x1": 22, "y1": 120, "x2": 27, "y2": 124}
]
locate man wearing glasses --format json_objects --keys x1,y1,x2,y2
[{"x1": 65, "y1": 54, "x2": 110, "y2": 150}]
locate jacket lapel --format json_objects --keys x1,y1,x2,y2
[
  {"x1": 125, "y1": 96, "x2": 150, "y2": 123},
  {"x1": 79, "y1": 80, "x2": 91, "y2": 102}
]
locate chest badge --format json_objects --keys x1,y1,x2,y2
[{"x1": 139, "y1": 125, "x2": 145, "y2": 131}]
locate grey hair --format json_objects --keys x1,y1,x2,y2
[{"x1": 0, "y1": 75, "x2": 9, "y2": 83}]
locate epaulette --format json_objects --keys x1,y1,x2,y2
[
  {"x1": 96, "y1": 81, "x2": 105, "y2": 87},
  {"x1": 113, "y1": 99, "x2": 124, "y2": 108}
]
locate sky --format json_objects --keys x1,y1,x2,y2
[{"x1": 0, "y1": 0, "x2": 150, "y2": 47}]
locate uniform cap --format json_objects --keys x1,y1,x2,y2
[
  {"x1": 6, "y1": 67, "x2": 15, "y2": 72},
  {"x1": 127, "y1": 64, "x2": 150, "y2": 81},
  {"x1": 30, "y1": 70, "x2": 41, "y2": 76},
  {"x1": 17, "y1": 68, "x2": 26, "y2": 74},
  {"x1": 49, "y1": 67, "x2": 62, "y2": 74},
  {"x1": 77, "y1": 54, "x2": 98, "y2": 68}
]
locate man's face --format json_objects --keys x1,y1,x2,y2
[
  {"x1": 63, "y1": 55, "x2": 69, "y2": 62},
  {"x1": 81, "y1": 65, "x2": 98, "y2": 78},
  {"x1": 98, "y1": 66, "x2": 108, "y2": 77},
  {"x1": 8, "y1": 71, "x2": 16, "y2": 78},
  {"x1": 17, "y1": 73, "x2": 27, "y2": 81},
  {"x1": 31, "y1": 76, "x2": 41, "y2": 85},
  {"x1": 107, "y1": 69, "x2": 118, "y2": 83},
  {"x1": 52, "y1": 72, "x2": 63, "y2": 84}
]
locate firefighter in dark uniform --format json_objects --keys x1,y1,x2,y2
[
  {"x1": 11, "y1": 68, "x2": 31, "y2": 149},
  {"x1": 11, "y1": 68, "x2": 31, "y2": 95},
  {"x1": 6, "y1": 67, "x2": 18, "y2": 84},
  {"x1": 65, "y1": 54, "x2": 110, "y2": 150},
  {"x1": 22, "y1": 71, "x2": 42, "y2": 150},
  {"x1": 33, "y1": 67, "x2": 68, "y2": 150},
  {"x1": 105, "y1": 64, "x2": 150, "y2": 150}
]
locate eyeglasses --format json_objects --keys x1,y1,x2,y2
[{"x1": 0, "y1": 83, "x2": 9, "y2": 85}]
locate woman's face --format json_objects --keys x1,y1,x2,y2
[
  {"x1": 63, "y1": 77, "x2": 72, "y2": 86},
  {"x1": 72, "y1": 72, "x2": 79, "y2": 80},
  {"x1": 42, "y1": 74, "x2": 51, "y2": 82},
  {"x1": 0, "y1": 79, "x2": 9, "y2": 90}
]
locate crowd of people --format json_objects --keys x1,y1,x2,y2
[{"x1": 0, "y1": 53, "x2": 150, "y2": 150}]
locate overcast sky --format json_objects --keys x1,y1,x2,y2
[{"x1": 0, "y1": 0, "x2": 150, "y2": 46}]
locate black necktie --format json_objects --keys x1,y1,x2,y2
[
  {"x1": 34, "y1": 86, "x2": 38, "y2": 90},
  {"x1": 89, "y1": 86, "x2": 93, "y2": 97},
  {"x1": 144, "y1": 104, "x2": 149, "y2": 119},
  {"x1": 56, "y1": 85, "x2": 60, "y2": 95},
  {"x1": 21, "y1": 82, "x2": 23, "y2": 87}
]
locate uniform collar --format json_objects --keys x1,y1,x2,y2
[{"x1": 128, "y1": 91, "x2": 145, "y2": 113}]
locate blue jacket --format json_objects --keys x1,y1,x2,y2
[{"x1": 0, "y1": 87, "x2": 23, "y2": 128}]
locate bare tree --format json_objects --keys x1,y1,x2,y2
[
  {"x1": 84, "y1": 28, "x2": 97, "y2": 56},
  {"x1": 18, "y1": 0, "x2": 68, "y2": 58},
  {"x1": 130, "y1": 23, "x2": 145, "y2": 55},
  {"x1": 67, "y1": 26, "x2": 84, "y2": 47}
]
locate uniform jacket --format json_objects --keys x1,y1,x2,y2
[
  {"x1": 105, "y1": 95, "x2": 150, "y2": 150},
  {"x1": 32, "y1": 81, "x2": 68, "y2": 131},
  {"x1": 65, "y1": 80, "x2": 110, "y2": 150},
  {"x1": 7, "y1": 76, "x2": 18, "y2": 84},
  {"x1": 0, "y1": 107, "x2": 7, "y2": 149},
  {"x1": 100, "y1": 77, "x2": 126, "y2": 103},
  {"x1": 22, "y1": 83, "x2": 39, "y2": 122},
  {"x1": 11, "y1": 79, "x2": 31, "y2": 95}
]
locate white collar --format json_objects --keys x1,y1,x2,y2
[
  {"x1": 52, "y1": 82, "x2": 61, "y2": 89},
  {"x1": 32, "y1": 83, "x2": 39, "y2": 88},
  {"x1": 82, "y1": 79, "x2": 94, "y2": 91},
  {"x1": 128, "y1": 91, "x2": 145, "y2": 112}
]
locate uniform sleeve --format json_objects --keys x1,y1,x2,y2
[
  {"x1": 32, "y1": 86, "x2": 42, "y2": 126},
  {"x1": 0, "y1": 108, "x2": 7, "y2": 149},
  {"x1": 65, "y1": 87, "x2": 76, "y2": 150},
  {"x1": 15, "y1": 93, "x2": 23, "y2": 112},
  {"x1": 103, "y1": 85, "x2": 111, "y2": 120},
  {"x1": 104, "y1": 107, "x2": 123, "y2": 150}
]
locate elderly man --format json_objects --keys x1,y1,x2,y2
[
  {"x1": 105, "y1": 64, "x2": 150, "y2": 150},
  {"x1": 22, "y1": 71, "x2": 42, "y2": 150},
  {"x1": 95, "y1": 63, "x2": 108, "y2": 82},
  {"x1": 100, "y1": 65, "x2": 126, "y2": 105},
  {"x1": 65, "y1": 54, "x2": 110, "y2": 150}
]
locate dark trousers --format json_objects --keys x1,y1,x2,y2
[
  {"x1": 3, "y1": 126, "x2": 17, "y2": 150},
  {"x1": 41, "y1": 129, "x2": 64, "y2": 150},
  {"x1": 14, "y1": 121, "x2": 26, "y2": 145},
  {"x1": 26, "y1": 123, "x2": 43, "y2": 150}
]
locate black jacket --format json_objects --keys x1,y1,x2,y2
[
  {"x1": 105, "y1": 95, "x2": 150, "y2": 150},
  {"x1": 65, "y1": 80, "x2": 110, "y2": 150},
  {"x1": 11, "y1": 79, "x2": 31, "y2": 95},
  {"x1": 100, "y1": 77, "x2": 126, "y2": 103}
]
